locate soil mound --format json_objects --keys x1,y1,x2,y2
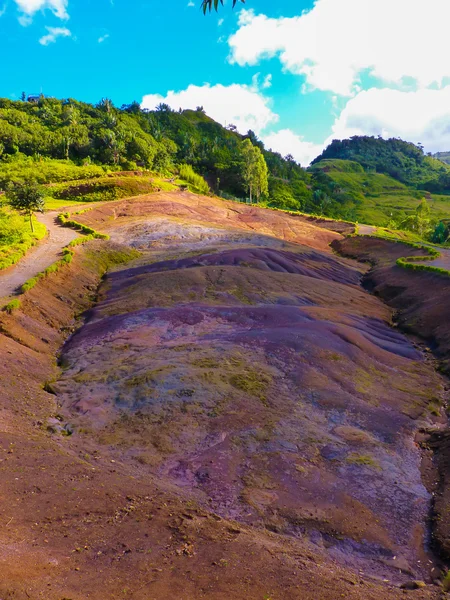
[{"x1": 56, "y1": 236, "x2": 444, "y2": 587}]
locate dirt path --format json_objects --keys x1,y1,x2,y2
[
  {"x1": 429, "y1": 246, "x2": 450, "y2": 269},
  {"x1": 0, "y1": 212, "x2": 79, "y2": 299},
  {"x1": 358, "y1": 224, "x2": 450, "y2": 270},
  {"x1": 358, "y1": 224, "x2": 377, "y2": 235}
]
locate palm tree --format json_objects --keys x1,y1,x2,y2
[{"x1": 201, "y1": 0, "x2": 245, "y2": 13}]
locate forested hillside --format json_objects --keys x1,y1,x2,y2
[
  {"x1": 312, "y1": 136, "x2": 450, "y2": 192},
  {"x1": 1, "y1": 96, "x2": 450, "y2": 236},
  {"x1": 0, "y1": 96, "x2": 313, "y2": 212}
]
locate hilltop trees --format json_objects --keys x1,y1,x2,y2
[
  {"x1": 241, "y1": 139, "x2": 268, "y2": 203},
  {"x1": 312, "y1": 136, "x2": 448, "y2": 189},
  {"x1": 5, "y1": 180, "x2": 44, "y2": 232},
  {"x1": 432, "y1": 221, "x2": 449, "y2": 244}
]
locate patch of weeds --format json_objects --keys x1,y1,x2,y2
[
  {"x1": 171, "y1": 344, "x2": 191, "y2": 352},
  {"x1": 252, "y1": 425, "x2": 275, "y2": 442},
  {"x1": 124, "y1": 367, "x2": 172, "y2": 388},
  {"x1": 192, "y1": 357, "x2": 220, "y2": 368},
  {"x1": 442, "y1": 570, "x2": 450, "y2": 592},
  {"x1": 242, "y1": 471, "x2": 276, "y2": 490},
  {"x1": 43, "y1": 381, "x2": 57, "y2": 395},
  {"x1": 229, "y1": 369, "x2": 272, "y2": 405},
  {"x1": 346, "y1": 453, "x2": 381, "y2": 470},
  {"x1": 3, "y1": 299, "x2": 21, "y2": 314},
  {"x1": 429, "y1": 397, "x2": 442, "y2": 417},
  {"x1": 230, "y1": 286, "x2": 255, "y2": 305},
  {"x1": 176, "y1": 388, "x2": 195, "y2": 398}
]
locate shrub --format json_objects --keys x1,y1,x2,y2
[
  {"x1": 21, "y1": 276, "x2": 40, "y2": 292},
  {"x1": 57, "y1": 213, "x2": 110, "y2": 240},
  {"x1": 3, "y1": 299, "x2": 21, "y2": 314},
  {"x1": 178, "y1": 164, "x2": 210, "y2": 195}
]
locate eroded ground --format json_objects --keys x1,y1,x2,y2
[{"x1": 0, "y1": 192, "x2": 446, "y2": 599}]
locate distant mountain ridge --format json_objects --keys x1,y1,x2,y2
[{"x1": 434, "y1": 151, "x2": 450, "y2": 165}]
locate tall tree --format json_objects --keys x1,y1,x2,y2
[
  {"x1": 241, "y1": 139, "x2": 268, "y2": 203},
  {"x1": 254, "y1": 153, "x2": 269, "y2": 202},
  {"x1": 6, "y1": 181, "x2": 45, "y2": 233}
]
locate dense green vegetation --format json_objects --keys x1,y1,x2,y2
[
  {"x1": 178, "y1": 164, "x2": 210, "y2": 194},
  {"x1": 5, "y1": 180, "x2": 45, "y2": 232},
  {"x1": 0, "y1": 96, "x2": 312, "y2": 212},
  {"x1": 1, "y1": 96, "x2": 450, "y2": 244},
  {"x1": 310, "y1": 139, "x2": 450, "y2": 241},
  {"x1": 312, "y1": 136, "x2": 450, "y2": 190}
]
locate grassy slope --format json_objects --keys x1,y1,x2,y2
[
  {"x1": 0, "y1": 210, "x2": 46, "y2": 269},
  {"x1": 313, "y1": 159, "x2": 450, "y2": 226},
  {"x1": 44, "y1": 174, "x2": 179, "y2": 209},
  {"x1": 0, "y1": 155, "x2": 206, "y2": 270}
]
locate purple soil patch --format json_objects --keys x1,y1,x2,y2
[
  {"x1": 106, "y1": 247, "x2": 363, "y2": 291},
  {"x1": 58, "y1": 298, "x2": 443, "y2": 584},
  {"x1": 54, "y1": 235, "x2": 446, "y2": 587}
]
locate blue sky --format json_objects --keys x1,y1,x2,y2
[{"x1": 2, "y1": 0, "x2": 450, "y2": 164}]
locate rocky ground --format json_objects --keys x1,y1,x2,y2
[{"x1": 0, "y1": 192, "x2": 448, "y2": 599}]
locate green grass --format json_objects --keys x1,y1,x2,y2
[
  {"x1": 3, "y1": 298, "x2": 21, "y2": 314},
  {"x1": 353, "y1": 229, "x2": 450, "y2": 277},
  {"x1": 44, "y1": 198, "x2": 86, "y2": 210},
  {"x1": 346, "y1": 453, "x2": 381, "y2": 469},
  {"x1": 178, "y1": 164, "x2": 210, "y2": 195},
  {"x1": 0, "y1": 210, "x2": 46, "y2": 270},
  {"x1": 0, "y1": 157, "x2": 107, "y2": 188},
  {"x1": 45, "y1": 175, "x2": 163, "y2": 204},
  {"x1": 43, "y1": 174, "x2": 178, "y2": 208},
  {"x1": 367, "y1": 227, "x2": 426, "y2": 244}
]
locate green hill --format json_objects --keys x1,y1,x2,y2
[
  {"x1": 1, "y1": 97, "x2": 450, "y2": 241},
  {"x1": 434, "y1": 151, "x2": 450, "y2": 166},
  {"x1": 309, "y1": 157, "x2": 450, "y2": 230},
  {"x1": 311, "y1": 135, "x2": 450, "y2": 191},
  {"x1": 0, "y1": 97, "x2": 311, "y2": 210}
]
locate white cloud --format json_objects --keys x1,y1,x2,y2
[
  {"x1": 39, "y1": 25, "x2": 71, "y2": 45},
  {"x1": 141, "y1": 83, "x2": 278, "y2": 135},
  {"x1": 265, "y1": 87, "x2": 450, "y2": 166},
  {"x1": 263, "y1": 129, "x2": 324, "y2": 166},
  {"x1": 0, "y1": 4, "x2": 7, "y2": 17},
  {"x1": 328, "y1": 86, "x2": 450, "y2": 154},
  {"x1": 262, "y1": 74, "x2": 272, "y2": 89},
  {"x1": 218, "y1": 18, "x2": 224, "y2": 26},
  {"x1": 228, "y1": 1, "x2": 450, "y2": 96},
  {"x1": 15, "y1": 0, "x2": 69, "y2": 22},
  {"x1": 98, "y1": 34, "x2": 110, "y2": 43},
  {"x1": 187, "y1": 1, "x2": 195, "y2": 6}
]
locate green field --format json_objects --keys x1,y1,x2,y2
[{"x1": 312, "y1": 159, "x2": 450, "y2": 226}]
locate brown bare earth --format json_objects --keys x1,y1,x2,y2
[
  {"x1": 0, "y1": 192, "x2": 447, "y2": 599},
  {"x1": 335, "y1": 235, "x2": 450, "y2": 568}
]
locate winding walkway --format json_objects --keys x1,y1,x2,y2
[{"x1": 0, "y1": 212, "x2": 79, "y2": 299}]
